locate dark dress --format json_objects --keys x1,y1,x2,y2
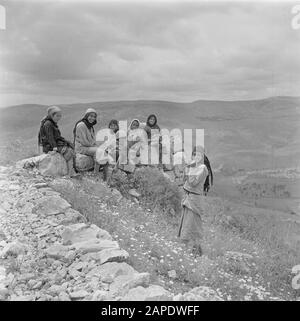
[{"x1": 39, "y1": 117, "x2": 74, "y2": 160}]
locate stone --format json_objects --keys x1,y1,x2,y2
[
  {"x1": 32, "y1": 182, "x2": 48, "y2": 189},
  {"x1": 32, "y1": 280, "x2": 43, "y2": 290},
  {"x1": 75, "y1": 154, "x2": 94, "y2": 172},
  {"x1": 38, "y1": 153, "x2": 68, "y2": 177},
  {"x1": 122, "y1": 285, "x2": 173, "y2": 301},
  {"x1": 48, "y1": 284, "x2": 64, "y2": 295},
  {"x1": 180, "y1": 286, "x2": 223, "y2": 301},
  {"x1": 65, "y1": 250, "x2": 76, "y2": 262},
  {"x1": 16, "y1": 154, "x2": 47, "y2": 169},
  {"x1": 44, "y1": 244, "x2": 70, "y2": 261},
  {"x1": 167, "y1": 270, "x2": 177, "y2": 279},
  {"x1": 0, "y1": 266, "x2": 6, "y2": 282},
  {"x1": 32, "y1": 195, "x2": 71, "y2": 216},
  {"x1": 58, "y1": 292, "x2": 71, "y2": 301},
  {"x1": 0, "y1": 284, "x2": 9, "y2": 300},
  {"x1": 61, "y1": 223, "x2": 112, "y2": 245},
  {"x1": 59, "y1": 208, "x2": 86, "y2": 225},
  {"x1": 71, "y1": 239, "x2": 119, "y2": 254},
  {"x1": 0, "y1": 241, "x2": 27, "y2": 258},
  {"x1": 97, "y1": 248, "x2": 129, "y2": 265},
  {"x1": 87, "y1": 262, "x2": 135, "y2": 283},
  {"x1": 69, "y1": 290, "x2": 89, "y2": 300},
  {"x1": 109, "y1": 273, "x2": 150, "y2": 297},
  {"x1": 18, "y1": 273, "x2": 36, "y2": 282},
  {"x1": 91, "y1": 290, "x2": 108, "y2": 301},
  {"x1": 10, "y1": 294, "x2": 35, "y2": 301},
  {"x1": 128, "y1": 189, "x2": 141, "y2": 198}
]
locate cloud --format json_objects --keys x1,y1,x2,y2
[{"x1": 0, "y1": 0, "x2": 299, "y2": 107}]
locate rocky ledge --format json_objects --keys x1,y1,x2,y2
[{"x1": 0, "y1": 164, "x2": 222, "y2": 301}]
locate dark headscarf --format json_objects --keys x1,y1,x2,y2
[
  {"x1": 38, "y1": 106, "x2": 61, "y2": 146},
  {"x1": 108, "y1": 119, "x2": 119, "y2": 133},
  {"x1": 146, "y1": 114, "x2": 159, "y2": 128}
]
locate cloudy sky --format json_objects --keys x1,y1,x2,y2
[{"x1": 0, "y1": 0, "x2": 299, "y2": 107}]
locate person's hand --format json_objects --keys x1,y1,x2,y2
[{"x1": 49, "y1": 147, "x2": 58, "y2": 155}]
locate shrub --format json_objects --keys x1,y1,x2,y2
[{"x1": 110, "y1": 166, "x2": 182, "y2": 217}]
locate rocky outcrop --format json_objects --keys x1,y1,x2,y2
[
  {"x1": 17, "y1": 153, "x2": 68, "y2": 177},
  {"x1": 0, "y1": 164, "x2": 220, "y2": 301}
]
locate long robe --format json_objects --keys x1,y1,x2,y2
[{"x1": 178, "y1": 163, "x2": 208, "y2": 242}]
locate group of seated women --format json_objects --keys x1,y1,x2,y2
[{"x1": 38, "y1": 106, "x2": 163, "y2": 178}]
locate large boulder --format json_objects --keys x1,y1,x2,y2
[
  {"x1": 122, "y1": 285, "x2": 173, "y2": 301},
  {"x1": 75, "y1": 154, "x2": 94, "y2": 172},
  {"x1": 71, "y1": 239, "x2": 119, "y2": 254},
  {"x1": 18, "y1": 153, "x2": 68, "y2": 177},
  {"x1": 87, "y1": 262, "x2": 135, "y2": 283},
  {"x1": 109, "y1": 272, "x2": 150, "y2": 298},
  {"x1": 32, "y1": 195, "x2": 71, "y2": 216},
  {"x1": 38, "y1": 153, "x2": 68, "y2": 176},
  {"x1": 61, "y1": 223, "x2": 112, "y2": 245}
]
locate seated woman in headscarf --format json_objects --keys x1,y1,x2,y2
[
  {"x1": 95, "y1": 119, "x2": 120, "y2": 180},
  {"x1": 73, "y1": 108, "x2": 98, "y2": 158},
  {"x1": 128, "y1": 119, "x2": 146, "y2": 164},
  {"x1": 38, "y1": 106, "x2": 78, "y2": 177},
  {"x1": 178, "y1": 145, "x2": 208, "y2": 257},
  {"x1": 144, "y1": 114, "x2": 160, "y2": 139},
  {"x1": 119, "y1": 119, "x2": 148, "y2": 173}
]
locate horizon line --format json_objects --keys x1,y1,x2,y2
[{"x1": 2, "y1": 95, "x2": 300, "y2": 109}]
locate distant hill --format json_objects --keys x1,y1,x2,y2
[{"x1": 0, "y1": 96, "x2": 300, "y2": 170}]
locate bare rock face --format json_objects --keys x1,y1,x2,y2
[
  {"x1": 109, "y1": 272, "x2": 150, "y2": 298},
  {"x1": 38, "y1": 153, "x2": 68, "y2": 177},
  {"x1": 61, "y1": 223, "x2": 112, "y2": 245},
  {"x1": 75, "y1": 154, "x2": 94, "y2": 172},
  {"x1": 58, "y1": 208, "x2": 87, "y2": 225},
  {"x1": 122, "y1": 285, "x2": 173, "y2": 301},
  {"x1": 44, "y1": 244, "x2": 71, "y2": 262},
  {"x1": 32, "y1": 195, "x2": 71, "y2": 216},
  {"x1": 71, "y1": 239, "x2": 119, "y2": 254},
  {"x1": 96, "y1": 248, "x2": 129, "y2": 265},
  {"x1": 87, "y1": 262, "x2": 135, "y2": 283}
]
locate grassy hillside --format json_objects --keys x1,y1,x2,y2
[{"x1": 1, "y1": 96, "x2": 299, "y2": 170}]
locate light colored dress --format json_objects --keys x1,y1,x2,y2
[
  {"x1": 178, "y1": 163, "x2": 208, "y2": 242},
  {"x1": 75, "y1": 122, "x2": 97, "y2": 156}
]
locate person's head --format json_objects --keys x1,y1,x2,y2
[
  {"x1": 192, "y1": 145, "x2": 205, "y2": 163},
  {"x1": 109, "y1": 119, "x2": 119, "y2": 133},
  {"x1": 147, "y1": 114, "x2": 157, "y2": 127},
  {"x1": 48, "y1": 106, "x2": 62, "y2": 123},
  {"x1": 84, "y1": 108, "x2": 97, "y2": 125},
  {"x1": 130, "y1": 119, "x2": 140, "y2": 130}
]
